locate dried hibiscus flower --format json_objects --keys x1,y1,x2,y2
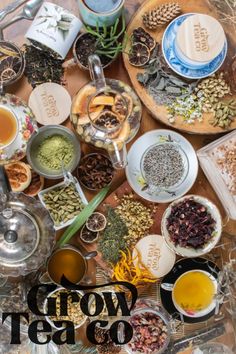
[{"x1": 166, "y1": 198, "x2": 216, "y2": 249}]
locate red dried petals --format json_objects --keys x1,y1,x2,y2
[
  {"x1": 166, "y1": 198, "x2": 216, "y2": 249},
  {"x1": 128, "y1": 311, "x2": 168, "y2": 353}
]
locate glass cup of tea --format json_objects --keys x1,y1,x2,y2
[
  {"x1": 0, "y1": 104, "x2": 19, "y2": 149},
  {"x1": 40, "y1": 245, "x2": 97, "y2": 286}
]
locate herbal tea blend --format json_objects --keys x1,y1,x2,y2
[
  {"x1": 24, "y1": 45, "x2": 64, "y2": 87},
  {"x1": 143, "y1": 144, "x2": 185, "y2": 188},
  {"x1": 115, "y1": 193, "x2": 154, "y2": 247},
  {"x1": 36, "y1": 135, "x2": 73, "y2": 170}
]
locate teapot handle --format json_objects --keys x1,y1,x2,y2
[
  {"x1": 88, "y1": 54, "x2": 106, "y2": 90},
  {"x1": 0, "y1": 165, "x2": 11, "y2": 194}
]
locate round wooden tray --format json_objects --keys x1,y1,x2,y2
[{"x1": 123, "y1": 0, "x2": 236, "y2": 134}]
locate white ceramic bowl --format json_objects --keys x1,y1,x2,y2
[
  {"x1": 161, "y1": 195, "x2": 222, "y2": 257},
  {"x1": 38, "y1": 178, "x2": 87, "y2": 231}
]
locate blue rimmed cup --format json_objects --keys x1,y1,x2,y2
[{"x1": 77, "y1": 0, "x2": 125, "y2": 27}]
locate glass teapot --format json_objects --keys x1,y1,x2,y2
[{"x1": 70, "y1": 55, "x2": 142, "y2": 169}]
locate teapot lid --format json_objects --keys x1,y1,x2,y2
[{"x1": 0, "y1": 208, "x2": 40, "y2": 264}]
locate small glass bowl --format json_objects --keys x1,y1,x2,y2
[
  {"x1": 125, "y1": 299, "x2": 171, "y2": 354},
  {"x1": 77, "y1": 153, "x2": 114, "y2": 191}
]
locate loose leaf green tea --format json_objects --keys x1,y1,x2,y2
[{"x1": 98, "y1": 207, "x2": 128, "y2": 264}]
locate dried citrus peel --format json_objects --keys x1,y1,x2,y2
[{"x1": 112, "y1": 248, "x2": 158, "y2": 288}]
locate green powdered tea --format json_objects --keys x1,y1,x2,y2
[{"x1": 37, "y1": 135, "x2": 73, "y2": 170}]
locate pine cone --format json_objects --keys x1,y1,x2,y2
[{"x1": 143, "y1": 2, "x2": 181, "y2": 30}]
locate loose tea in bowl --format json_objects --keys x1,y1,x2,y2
[
  {"x1": 77, "y1": 153, "x2": 114, "y2": 190},
  {"x1": 26, "y1": 125, "x2": 81, "y2": 179}
]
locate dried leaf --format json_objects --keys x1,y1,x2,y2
[{"x1": 166, "y1": 86, "x2": 182, "y2": 94}]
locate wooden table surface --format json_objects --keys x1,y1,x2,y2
[
  {"x1": 3, "y1": 0, "x2": 234, "y2": 233},
  {"x1": 1, "y1": 0, "x2": 236, "y2": 351}
]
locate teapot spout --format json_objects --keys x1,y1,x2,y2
[{"x1": 108, "y1": 141, "x2": 127, "y2": 169}]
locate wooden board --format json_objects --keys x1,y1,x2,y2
[
  {"x1": 77, "y1": 180, "x2": 168, "y2": 273},
  {"x1": 123, "y1": 0, "x2": 236, "y2": 134}
]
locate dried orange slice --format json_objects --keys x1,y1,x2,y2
[
  {"x1": 24, "y1": 170, "x2": 44, "y2": 197},
  {"x1": 91, "y1": 95, "x2": 114, "y2": 107},
  {"x1": 112, "y1": 94, "x2": 128, "y2": 119},
  {"x1": 5, "y1": 162, "x2": 31, "y2": 192},
  {"x1": 128, "y1": 42, "x2": 150, "y2": 67},
  {"x1": 72, "y1": 85, "x2": 96, "y2": 115},
  {"x1": 78, "y1": 105, "x2": 104, "y2": 125}
]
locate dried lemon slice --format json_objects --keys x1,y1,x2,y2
[{"x1": 86, "y1": 212, "x2": 107, "y2": 232}]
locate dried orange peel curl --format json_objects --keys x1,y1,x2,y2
[{"x1": 112, "y1": 248, "x2": 158, "y2": 290}]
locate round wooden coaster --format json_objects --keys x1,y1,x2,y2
[
  {"x1": 132, "y1": 235, "x2": 176, "y2": 278},
  {"x1": 28, "y1": 83, "x2": 72, "y2": 125},
  {"x1": 176, "y1": 14, "x2": 225, "y2": 63}
]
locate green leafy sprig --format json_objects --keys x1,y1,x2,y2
[{"x1": 85, "y1": 14, "x2": 127, "y2": 59}]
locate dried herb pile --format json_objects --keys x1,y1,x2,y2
[
  {"x1": 98, "y1": 207, "x2": 128, "y2": 264},
  {"x1": 210, "y1": 0, "x2": 236, "y2": 32},
  {"x1": 115, "y1": 193, "x2": 154, "y2": 248},
  {"x1": 168, "y1": 73, "x2": 236, "y2": 127},
  {"x1": 137, "y1": 46, "x2": 197, "y2": 106},
  {"x1": 134, "y1": 30, "x2": 236, "y2": 128},
  {"x1": 23, "y1": 45, "x2": 64, "y2": 88},
  {"x1": 112, "y1": 249, "x2": 157, "y2": 289},
  {"x1": 217, "y1": 141, "x2": 236, "y2": 194}
]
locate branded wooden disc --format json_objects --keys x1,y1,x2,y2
[
  {"x1": 132, "y1": 234, "x2": 176, "y2": 278},
  {"x1": 28, "y1": 83, "x2": 72, "y2": 125},
  {"x1": 176, "y1": 14, "x2": 225, "y2": 63}
]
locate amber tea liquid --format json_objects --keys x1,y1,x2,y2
[
  {"x1": 47, "y1": 249, "x2": 86, "y2": 285},
  {"x1": 0, "y1": 106, "x2": 18, "y2": 147},
  {"x1": 173, "y1": 271, "x2": 215, "y2": 312}
]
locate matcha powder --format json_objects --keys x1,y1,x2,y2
[{"x1": 37, "y1": 135, "x2": 74, "y2": 170}]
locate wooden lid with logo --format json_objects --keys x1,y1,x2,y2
[
  {"x1": 28, "y1": 83, "x2": 72, "y2": 125},
  {"x1": 176, "y1": 14, "x2": 225, "y2": 63},
  {"x1": 132, "y1": 235, "x2": 176, "y2": 278}
]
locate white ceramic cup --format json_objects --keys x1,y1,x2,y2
[
  {"x1": 0, "y1": 105, "x2": 19, "y2": 149},
  {"x1": 172, "y1": 269, "x2": 218, "y2": 318}
]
